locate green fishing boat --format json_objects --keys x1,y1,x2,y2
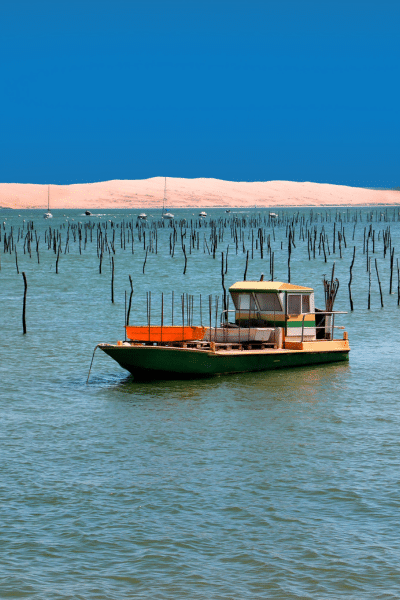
[{"x1": 97, "y1": 279, "x2": 350, "y2": 380}]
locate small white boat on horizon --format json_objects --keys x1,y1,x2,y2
[
  {"x1": 44, "y1": 185, "x2": 53, "y2": 219},
  {"x1": 162, "y1": 177, "x2": 174, "y2": 219}
]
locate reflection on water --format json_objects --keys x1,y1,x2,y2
[{"x1": 110, "y1": 361, "x2": 351, "y2": 409}]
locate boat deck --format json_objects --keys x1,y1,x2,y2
[{"x1": 111, "y1": 337, "x2": 350, "y2": 355}]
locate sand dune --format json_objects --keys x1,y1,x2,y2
[{"x1": 0, "y1": 177, "x2": 399, "y2": 210}]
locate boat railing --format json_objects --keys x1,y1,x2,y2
[
  {"x1": 219, "y1": 309, "x2": 235, "y2": 324},
  {"x1": 302, "y1": 311, "x2": 347, "y2": 342},
  {"x1": 219, "y1": 309, "x2": 347, "y2": 343}
]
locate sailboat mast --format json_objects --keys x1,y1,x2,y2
[{"x1": 48, "y1": 185, "x2": 50, "y2": 211}]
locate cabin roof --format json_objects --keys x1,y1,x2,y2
[{"x1": 229, "y1": 281, "x2": 314, "y2": 293}]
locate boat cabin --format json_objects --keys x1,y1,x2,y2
[{"x1": 228, "y1": 281, "x2": 316, "y2": 340}]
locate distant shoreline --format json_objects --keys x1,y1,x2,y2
[
  {"x1": 1, "y1": 178, "x2": 399, "y2": 210},
  {"x1": 3, "y1": 204, "x2": 400, "y2": 211}
]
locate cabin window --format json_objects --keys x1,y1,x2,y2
[
  {"x1": 255, "y1": 293, "x2": 282, "y2": 312},
  {"x1": 302, "y1": 295, "x2": 310, "y2": 313},
  {"x1": 230, "y1": 293, "x2": 239, "y2": 309},
  {"x1": 237, "y1": 294, "x2": 256, "y2": 311},
  {"x1": 287, "y1": 294, "x2": 311, "y2": 314},
  {"x1": 287, "y1": 294, "x2": 302, "y2": 314}
]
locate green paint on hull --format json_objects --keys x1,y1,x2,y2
[
  {"x1": 100, "y1": 345, "x2": 349, "y2": 380},
  {"x1": 237, "y1": 318, "x2": 315, "y2": 327}
]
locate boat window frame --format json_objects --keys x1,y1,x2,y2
[
  {"x1": 231, "y1": 290, "x2": 284, "y2": 313},
  {"x1": 302, "y1": 294, "x2": 310, "y2": 314},
  {"x1": 286, "y1": 292, "x2": 312, "y2": 315},
  {"x1": 287, "y1": 294, "x2": 302, "y2": 315},
  {"x1": 253, "y1": 291, "x2": 283, "y2": 312}
]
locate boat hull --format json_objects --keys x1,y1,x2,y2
[{"x1": 99, "y1": 343, "x2": 349, "y2": 380}]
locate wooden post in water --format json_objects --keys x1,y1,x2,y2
[
  {"x1": 221, "y1": 251, "x2": 227, "y2": 319},
  {"x1": 375, "y1": 258, "x2": 384, "y2": 308},
  {"x1": 348, "y1": 246, "x2": 356, "y2": 311},
  {"x1": 142, "y1": 248, "x2": 148, "y2": 274},
  {"x1": 368, "y1": 258, "x2": 371, "y2": 309},
  {"x1": 183, "y1": 245, "x2": 187, "y2": 274},
  {"x1": 390, "y1": 247, "x2": 394, "y2": 294},
  {"x1": 22, "y1": 272, "x2": 27, "y2": 334},
  {"x1": 127, "y1": 275, "x2": 133, "y2": 325},
  {"x1": 111, "y1": 257, "x2": 115, "y2": 303},
  {"x1": 397, "y1": 258, "x2": 400, "y2": 306},
  {"x1": 271, "y1": 251, "x2": 274, "y2": 281},
  {"x1": 35, "y1": 232, "x2": 40, "y2": 264},
  {"x1": 333, "y1": 222, "x2": 336, "y2": 254},
  {"x1": 243, "y1": 250, "x2": 249, "y2": 280},
  {"x1": 56, "y1": 243, "x2": 61, "y2": 274}
]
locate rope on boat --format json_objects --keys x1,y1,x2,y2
[{"x1": 86, "y1": 344, "x2": 101, "y2": 384}]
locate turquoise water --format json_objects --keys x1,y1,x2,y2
[{"x1": 1, "y1": 208, "x2": 400, "y2": 598}]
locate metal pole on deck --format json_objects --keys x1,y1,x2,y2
[
  {"x1": 181, "y1": 294, "x2": 185, "y2": 342},
  {"x1": 161, "y1": 292, "x2": 163, "y2": 343}
]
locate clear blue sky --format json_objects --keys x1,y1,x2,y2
[{"x1": 1, "y1": 0, "x2": 399, "y2": 186}]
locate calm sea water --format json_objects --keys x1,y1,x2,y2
[{"x1": 1, "y1": 207, "x2": 400, "y2": 599}]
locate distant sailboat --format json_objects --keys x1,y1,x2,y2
[
  {"x1": 44, "y1": 185, "x2": 53, "y2": 219},
  {"x1": 162, "y1": 177, "x2": 174, "y2": 219}
]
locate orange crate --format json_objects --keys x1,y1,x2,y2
[{"x1": 125, "y1": 325, "x2": 206, "y2": 343}]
